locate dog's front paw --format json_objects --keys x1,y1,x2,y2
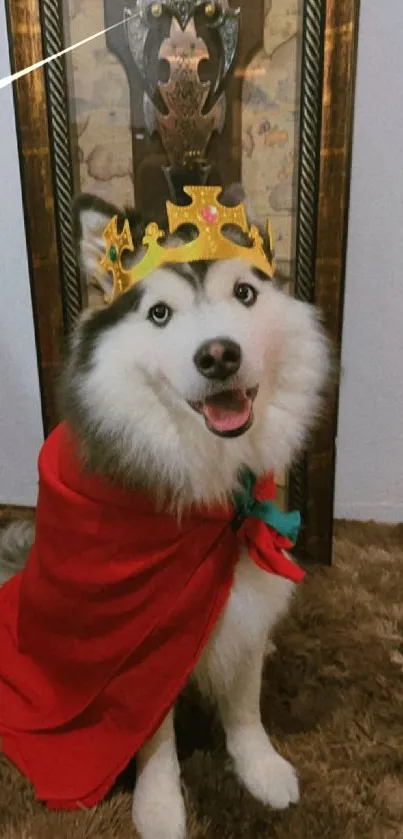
[
  {"x1": 132, "y1": 774, "x2": 186, "y2": 839},
  {"x1": 228, "y1": 731, "x2": 299, "y2": 810},
  {"x1": 240, "y1": 750, "x2": 299, "y2": 809}
]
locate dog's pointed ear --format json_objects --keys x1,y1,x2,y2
[
  {"x1": 220, "y1": 183, "x2": 256, "y2": 227},
  {"x1": 73, "y1": 194, "x2": 122, "y2": 297},
  {"x1": 220, "y1": 183, "x2": 246, "y2": 208},
  {"x1": 220, "y1": 183, "x2": 277, "y2": 276}
]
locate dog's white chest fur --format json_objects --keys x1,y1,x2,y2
[{"x1": 194, "y1": 552, "x2": 295, "y2": 698}]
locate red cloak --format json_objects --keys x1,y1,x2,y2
[{"x1": 0, "y1": 422, "x2": 303, "y2": 810}]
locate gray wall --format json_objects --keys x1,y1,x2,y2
[
  {"x1": 0, "y1": 0, "x2": 44, "y2": 506},
  {"x1": 334, "y1": 1, "x2": 403, "y2": 522}
]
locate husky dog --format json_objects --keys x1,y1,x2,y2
[{"x1": 0, "y1": 185, "x2": 329, "y2": 839}]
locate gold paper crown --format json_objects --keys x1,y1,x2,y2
[{"x1": 100, "y1": 186, "x2": 275, "y2": 303}]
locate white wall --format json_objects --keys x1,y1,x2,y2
[
  {"x1": 334, "y1": 1, "x2": 403, "y2": 522},
  {"x1": 0, "y1": 0, "x2": 44, "y2": 506}
]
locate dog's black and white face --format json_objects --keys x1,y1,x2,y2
[{"x1": 61, "y1": 186, "x2": 329, "y2": 508}]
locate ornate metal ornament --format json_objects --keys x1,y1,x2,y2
[
  {"x1": 123, "y1": 0, "x2": 240, "y2": 194},
  {"x1": 124, "y1": 1, "x2": 239, "y2": 86},
  {"x1": 143, "y1": 17, "x2": 226, "y2": 168}
]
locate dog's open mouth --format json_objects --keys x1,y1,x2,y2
[{"x1": 189, "y1": 386, "x2": 259, "y2": 438}]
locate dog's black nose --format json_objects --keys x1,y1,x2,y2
[{"x1": 194, "y1": 338, "x2": 241, "y2": 380}]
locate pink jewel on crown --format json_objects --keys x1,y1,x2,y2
[{"x1": 200, "y1": 205, "x2": 219, "y2": 224}]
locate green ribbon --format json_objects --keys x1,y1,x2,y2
[{"x1": 232, "y1": 469, "x2": 301, "y2": 544}]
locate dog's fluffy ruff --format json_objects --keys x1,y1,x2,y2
[{"x1": 60, "y1": 260, "x2": 328, "y2": 512}]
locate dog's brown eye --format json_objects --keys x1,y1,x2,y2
[
  {"x1": 148, "y1": 303, "x2": 172, "y2": 327},
  {"x1": 234, "y1": 282, "x2": 258, "y2": 307}
]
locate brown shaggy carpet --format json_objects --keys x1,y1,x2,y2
[{"x1": 1, "y1": 521, "x2": 402, "y2": 838}]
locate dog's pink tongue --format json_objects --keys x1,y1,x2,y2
[{"x1": 202, "y1": 390, "x2": 252, "y2": 433}]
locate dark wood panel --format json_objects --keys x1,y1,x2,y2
[
  {"x1": 6, "y1": 0, "x2": 65, "y2": 434},
  {"x1": 306, "y1": 0, "x2": 360, "y2": 562}
]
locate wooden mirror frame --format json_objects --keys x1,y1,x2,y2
[{"x1": 5, "y1": 0, "x2": 360, "y2": 564}]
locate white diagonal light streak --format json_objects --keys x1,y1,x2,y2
[{"x1": 0, "y1": 20, "x2": 124, "y2": 91}]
